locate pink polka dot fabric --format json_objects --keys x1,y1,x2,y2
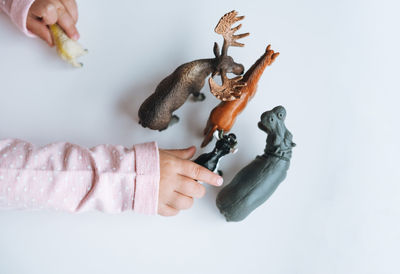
[
  {"x1": 0, "y1": 1, "x2": 161, "y2": 215},
  {"x1": 0, "y1": 139, "x2": 160, "y2": 214},
  {"x1": 0, "y1": 0, "x2": 36, "y2": 37}
]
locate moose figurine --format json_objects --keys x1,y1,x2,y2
[
  {"x1": 194, "y1": 131, "x2": 238, "y2": 176},
  {"x1": 202, "y1": 44, "x2": 279, "y2": 147},
  {"x1": 138, "y1": 10, "x2": 249, "y2": 131},
  {"x1": 216, "y1": 106, "x2": 295, "y2": 222}
]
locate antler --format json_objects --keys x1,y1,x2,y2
[
  {"x1": 215, "y1": 10, "x2": 250, "y2": 55},
  {"x1": 209, "y1": 72, "x2": 246, "y2": 101},
  {"x1": 209, "y1": 11, "x2": 249, "y2": 101}
]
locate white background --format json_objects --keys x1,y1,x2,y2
[{"x1": 1, "y1": 0, "x2": 399, "y2": 273}]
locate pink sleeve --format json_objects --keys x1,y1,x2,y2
[
  {"x1": 0, "y1": 139, "x2": 160, "y2": 215},
  {"x1": 0, "y1": 0, "x2": 36, "y2": 37}
]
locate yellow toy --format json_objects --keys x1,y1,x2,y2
[{"x1": 50, "y1": 24, "x2": 87, "y2": 68}]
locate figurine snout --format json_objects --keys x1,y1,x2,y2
[
  {"x1": 260, "y1": 111, "x2": 267, "y2": 121},
  {"x1": 232, "y1": 64, "x2": 245, "y2": 75},
  {"x1": 260, "y1": 111, "x2": 271, "y2": 123},
  {"x1": 258, "y1": 111, "x2": 274, "y2": 133}
]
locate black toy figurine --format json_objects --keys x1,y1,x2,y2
[
  {"x1": 194, "y1": 131, "x2": 238, "y2": 176},
  {"x1": 216, "y1": 106, "x2": 295, "y2": 222},
  {"x1": 138, "y1": 11, "x2": 249, "y2": 131}
]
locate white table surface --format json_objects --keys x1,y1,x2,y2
[{"x1": 1, "y1": 0, "x2": 399, "y2": 273}]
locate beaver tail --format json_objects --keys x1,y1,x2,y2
[{"x1": 201, "y1": 124, "x2": 218, "y2": 147}]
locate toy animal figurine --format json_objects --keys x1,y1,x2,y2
[
  {"x1": 194, "y1": 131, "x2": 238, "y2": 176},
  {"x1": 138, "y1": 10, "x2": 249, "y2": 131},
  {"x1": 201, "y1": 45, "x2": 279, "y2": 147},
  {"x1": 50, "y1": 24, "x2": 88, "y2": 68},
  {"x1": 216, "y1": 106, "x2": 295, "y2": 222}
]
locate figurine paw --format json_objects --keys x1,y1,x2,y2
[{"x1": 168, "y1": 115, "x2": 180, "y2": 128}]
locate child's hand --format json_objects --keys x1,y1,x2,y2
[
  {"x1": 27, "y1": 0, "x2": 79, "y2": 46},
  {"x1": 158, "y1": 146, "x2": 223, "y2": 216}
]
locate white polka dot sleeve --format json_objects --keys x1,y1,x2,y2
[{"x1": 0, "y1": 139, "x2": 160, "y2": 214}]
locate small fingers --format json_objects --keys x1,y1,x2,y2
[
  {"x1": 158, "y1": 204, "x2": 179, "y2": 217},
  {"x1": 29, "y1": 1, "x2": 58, "y2": 25},
  {"x1": 28, "y1": 0, "x2": 79, "y2": 40},
  {"x1": 27, "y1": 16, "x2": 53, "y2": 46},
  {"x1": 179, "y1": 160, "x2": 223, "y2": 187},
  {"x1": 60, "y1": 0, "x2": 78, "y2": 22},
  {"x1": 176, "y1": 177, "x2": 206, "y2": 199},
  {"x1": 57, "y1": 7, "x2": 79, "y2": 40},
  {"x1": 168, "y1": 192, "x2": 194, "y2": 210}
]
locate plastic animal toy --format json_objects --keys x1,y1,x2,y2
[
  {"x1": 50, "y1": 24, "x2": 88, "y2": 68},
  {"x1": 201, "y1": 45, "x2": 279, "y2": 147},
  {"x1": 194, "y1": 131, "x2": 238, "y2": 176},
  {"x1": 138, "y1": 10, "x2": 249, "y2": 131},
  {"x1": 216, "y1": 106, "x2": 295, "y2": 222}
]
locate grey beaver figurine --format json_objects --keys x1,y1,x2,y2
[
  {"x1": 216, "y1": 106, "x2": 296, "y2": 222},
  {"x1": 138, "y1": 11, "x2": 249, "y2": 131}
]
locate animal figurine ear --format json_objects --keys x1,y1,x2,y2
[{"x1": 213, "y1": 42, "x2": 221, "y2": 58}]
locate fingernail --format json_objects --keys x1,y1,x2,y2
[
  {"x1": 72, "y1": 33, "x2": 80, "y2": 40},
  {"x1": 217, "y1": 177, "x2": 223, "y2": 186}
]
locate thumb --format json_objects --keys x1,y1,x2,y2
[{"x1": 164, "y1": 146, "x2": 196, "y2": 160}]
